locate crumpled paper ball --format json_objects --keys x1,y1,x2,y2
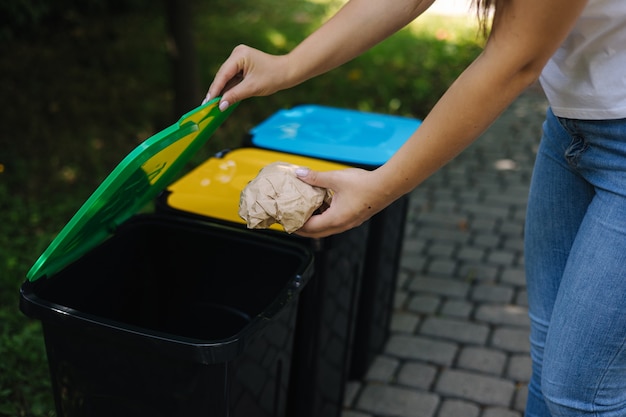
[{"x1": 239, "y1": 162, "x2": 332, "y2": 233}]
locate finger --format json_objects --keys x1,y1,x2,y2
[
  {"x1": 222, "y1": 70, "x2": 244, "y2": 93},
  {"x1": 205, "y1": 65, "x2": 239, "y2": 102},
  {"x1": 202, "y1": 71, "x2": 244, "y2": 107},
  {"x1": 216, "y1": 71, "x2": 246, "y2": 111},
  {"x1": 204, "y1": 46, "x2": 249, "y2": 104},
  {"x1": 295, "y1": 167, "x2": 333, "y2": 189},
  {"x1": 294, "y1": 212, "x2": 344, "y2": 238}
]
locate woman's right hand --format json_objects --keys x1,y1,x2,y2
[{"x1": 203, "y1": 45, "x2": 291, "y2": 111}]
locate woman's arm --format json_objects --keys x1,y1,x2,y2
[
  {"x1": 282, "y1": 0, "x2": 436, "y2": 84},
  {"x1": 295, "y1": 0, "x2": 589, "y2": 237},
  {"x1": 205, "y1": 0, "x2": 435, "y2": 109}
]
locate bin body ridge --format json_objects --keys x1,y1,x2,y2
[{"x1": 287, "y1": 227, "x2": 367, "y2": 417}]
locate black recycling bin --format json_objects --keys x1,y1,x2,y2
[
  {"x1": 246, "y1": 105, "x2": 422, "y2": 379},
  {"x1": 156, "y1": 147, "x2": 370, "y2": 417},
  {"x1": 19, "y1": 100, "x2": 313, "y2": 417}
]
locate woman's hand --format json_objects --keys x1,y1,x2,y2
[
  {"x1": 293, "y1": 167, "x2": 395, "y2": 238},
  {"x1": 203, "y1": 45, "x2": 291, "y2": 111}
]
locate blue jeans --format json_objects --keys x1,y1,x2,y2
[{"x1": 524, "y1": 108, "x2": 626, "y2": 416}]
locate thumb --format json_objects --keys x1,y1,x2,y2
[
  {"x1": 295, "y1": 167, "x2": 331, "y2": 189},
  {"x1": 217, "y1": 73, "x2": 247, "y2": 111},
  {"x1": 202, "y1": 85, "x2": 242, "y2": 112}
]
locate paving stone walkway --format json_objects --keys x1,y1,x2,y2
[{"x1": 342, "y1": 87, "x2": 550, "y2": 417}]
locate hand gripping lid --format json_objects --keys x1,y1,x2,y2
[{"x1": 27, "y1": 98, "x2": 238, "y2": 282}]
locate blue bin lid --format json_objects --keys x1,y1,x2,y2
[
  {"x1": 249, "y1": 105, "x2": 421, "y2": 167},
  {"x1": 27, "y1": 98, "x2": 238, "y2": 282}
]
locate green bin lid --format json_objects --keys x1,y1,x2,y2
[{"x1": 27, "y1": 98, "x2": 238, "y2": 282}]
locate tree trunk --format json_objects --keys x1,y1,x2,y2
[{"x1": 165, "y1": 0, "x2": 201, "y2": 118}]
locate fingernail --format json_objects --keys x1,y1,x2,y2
[
  {"x1": 295, "y1": 167, "x2": 310, "y2": 177},
  {"x1": 219, "y1": 100, "x2": 230, "y2": 112},
  {"x1": 201, "y1": 95, "x2": 210, "y2": 105}
]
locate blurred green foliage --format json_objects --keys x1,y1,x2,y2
[
  {"x1": 0, "y1": 1, "x2": 482, "y2": 415},
  {"x1": 0, "y1": 0, "x2": 149, "y2": 40}
]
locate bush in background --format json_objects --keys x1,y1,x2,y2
[{"x1": 0, "y1": 2, "x2": 482, "y2": 415}]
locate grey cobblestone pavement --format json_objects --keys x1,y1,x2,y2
[{"x1": 342, "y1": 87, "x2": 549, "y2": 417}]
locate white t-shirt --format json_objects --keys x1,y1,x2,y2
[{"x1": 539, "y1": 0, "x2": 626, "y2": 120}]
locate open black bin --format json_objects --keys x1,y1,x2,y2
[
  {"x1": 246, "y1": 105, "x2": 421, "y2": 379},
  {"x1": 20, "y1": 216, "x2": 312, "y2": 417},
  {"x1": 157, "y1": 147, "x2": 369, "y2": 417},
  {"x1": 19, "y1": 100, "x2": 313, "y2": 417}
]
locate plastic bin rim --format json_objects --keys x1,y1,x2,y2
[{"x1": 20, "y1": 216, "x2": 315, "y2": 364}]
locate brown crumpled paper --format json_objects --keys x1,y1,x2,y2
[{"x1": 239, "y1": 162, "x2": 332, "y2": 233}]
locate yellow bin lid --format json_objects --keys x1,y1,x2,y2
[{"x1": 165, "y1": 147, "x2": 350, "y2": 231}]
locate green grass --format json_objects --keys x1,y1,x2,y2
[{"x1": 0, "y1": 2, "x2": 482, "y2": 415}]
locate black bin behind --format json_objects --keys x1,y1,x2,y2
[
  {"x1": 20, "y1": 215, "x2": 313, "y2": 417},
  {"x1": 156, "y1": 147, "x2": 370, "y2": 417},
  {"x1": 246, "y1": 105, "x2": 422, "y2": 378}
]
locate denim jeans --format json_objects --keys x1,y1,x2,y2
[{"x1": 524, "y1": 108, "x2": 626, "y2": 416}]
